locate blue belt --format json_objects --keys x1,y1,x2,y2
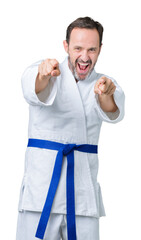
[{"x1": 27, "y1": 138, "x2": 98, "y2": 240}]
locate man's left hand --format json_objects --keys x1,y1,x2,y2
[
  {"x1": 94, "y1": 76, "x2": 116, "y2": 96},
  {"x1": 94, "y1": 76, "x2": 118, "y2": 112}
]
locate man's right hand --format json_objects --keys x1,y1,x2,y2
[{"x1": 35, "y1": 59, "x2": 60, "y2": 94}]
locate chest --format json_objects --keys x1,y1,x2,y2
[{"x1": 30, "y1": 71, "x2": 101, "y2": 141}]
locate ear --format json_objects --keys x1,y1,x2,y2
[
  {"x1": 63, "y1": 40, "x2": 69, "y2": 53},
  {"x1": 99, "y1": 44, "x2": 102, "y2": 55}
]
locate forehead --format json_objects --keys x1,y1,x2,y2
[{"x1": 69, "y1": 28, "x2": 100, "y2": 47}]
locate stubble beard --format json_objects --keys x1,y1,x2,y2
[{"x1": 68, "y1": 56, "x2": 95, "y2": 81}]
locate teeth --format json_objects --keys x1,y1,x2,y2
[{"x1": 78, "y1": 63, "x2": 89, "y2": 66}]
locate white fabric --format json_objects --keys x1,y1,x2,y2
[
  {"x1": 16, "y1": 211, "x2": 99, "y2": 240},
  {"x1": 18, "y1": 57, "x2": 125, "y2": 218}
]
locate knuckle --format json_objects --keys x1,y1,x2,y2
[
  {"x1": 39, "y1": 58, "x2": 59, "y2": 77},
  {"x1": 51, "y1": 58, "x2": 57, "y2": 64},
  {"x1": 46, "y1": 58, "x2": 51, "y2": 62},
  {"x1": 53, "y1": 58, "x2": 58, "y2": 63}
]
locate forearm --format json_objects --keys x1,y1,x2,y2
[
  {"x1": 98, "y1": 94, "x2": 118, "y2": 112},
  {"x1": 35, "y1": 59, "x2": 60, "y2": 94},
  {"x1": 35, "y1": 73, "x2": 51, "y2": 94}
]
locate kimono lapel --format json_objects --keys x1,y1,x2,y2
[
  {"x1": 57, "y1": 58, "x2": 99, "y2": 216},
  {"x1": 59, "y1": 57, "x2": 88, "y2": 143}
]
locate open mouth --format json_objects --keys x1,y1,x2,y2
[
  {"x1": 77, "y1": 62, "x2": 90, "y2": 76},
  {"x1": 78, "y1": 63, "x2": 89, "y2": 70}
]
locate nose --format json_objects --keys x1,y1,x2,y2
[{"x1": 80, "y1": 50, "x2": 89, "y2": 62}]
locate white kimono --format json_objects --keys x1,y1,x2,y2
[{"x1": 18, "y1": 57, "x2": 125, "y2": 219}]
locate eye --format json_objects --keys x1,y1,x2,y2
[
  {"x1": 89, "y1": 48, "x2": 97, "y2": 52},
  {"x1": 74, "y1": 47, "x2": 81, "y2": 51}
]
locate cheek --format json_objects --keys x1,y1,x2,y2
[
  {"x1": 91, "y1": 54, "x2": 99, "y2": 65},
  {"x1": 70, "y1": 53, "x2": 79, "y2": 64}
]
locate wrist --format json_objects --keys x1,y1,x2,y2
[
  {"x1": 98, "y1": 94, "x2": 118, "y2": 112},
  {"x1": 35, "y1": 73, "x2": 51, "y2": 94}
]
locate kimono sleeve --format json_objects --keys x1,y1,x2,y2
[
  {"x1": 94, "y1": 77, "x2": 125, "y2": 123},
  {"x1": 21, "y1": 60, "x2": 57, "y2": 106}
]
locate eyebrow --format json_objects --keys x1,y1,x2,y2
[
  {"x1": 88, "y1": 47, "x2": 97, "y2": 51},
  {"x1": 74, "y1": 46, "x2": 98, "y2": 51},
  {"x1": 74, "y1": 46, "x2": 82, "y2": 49}
]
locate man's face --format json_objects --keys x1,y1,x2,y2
[{"x1": 63, "y1": 28, "x2": 101, "y2": 81}]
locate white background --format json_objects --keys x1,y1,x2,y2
[{"x1": 0, "y1": 0, "x2": 141, "y2": 239}]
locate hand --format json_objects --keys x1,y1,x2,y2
[
  {"x1": 35, "y1": 59, "x2": 60, "y2": 94},
  {"x1": 94, "y1": 76, "x2": 117, "y2": 112},
  {"x1": 94, "y1": 76, "x2": 116, "y2": 96},
  {"x1": 38, "y1": 59, "x2": 60, "y2": 80}
]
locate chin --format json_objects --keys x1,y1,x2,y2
[
  {"x1": 75, "y1": 71, "x2": 92, "y2": 81},
  {"x1": 78, "y1": 76, "x2": 87, "y2": 81}
]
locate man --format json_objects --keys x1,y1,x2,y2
[{"x1": 16, "y1": 17, "x2": 125, "y2": 240}]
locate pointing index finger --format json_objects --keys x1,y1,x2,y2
[{"x1": 50, "y1": 59, "x2": 59, "y2": 69}]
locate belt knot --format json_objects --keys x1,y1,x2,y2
[{"x1": 62, "y1": 144, "x2": 76, "y2": 156}]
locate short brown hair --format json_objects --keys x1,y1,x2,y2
[{"x1": 66, "y1": 16, "x2": 104, "y2": 46}]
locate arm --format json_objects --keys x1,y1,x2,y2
[
  {"x1": 21, "y1": 59, "x2": 60, "y2": 106},
  {"x1": 94, "y1": 76, "x2": 125, "y2": 123},
  {"x1": 35, "y1": 59, "x2": 60, "y2": 94},
  {"x1": 94, "y1": 76, "x2": 118, "y2": 112}
]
